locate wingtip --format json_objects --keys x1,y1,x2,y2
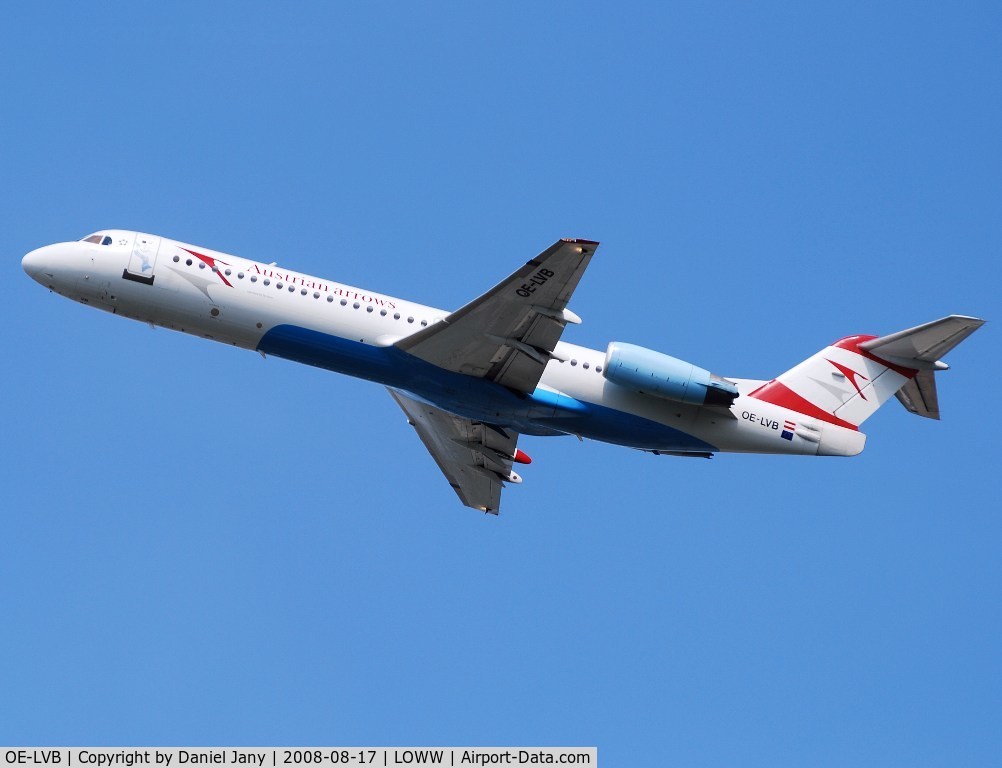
[{"x1": 946, "y1": 314, "x2": 987, "y2": 327}]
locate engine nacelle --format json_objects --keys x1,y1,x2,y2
[{"x1": 603, "y1": 342, "x2": 739, "y2": 407}]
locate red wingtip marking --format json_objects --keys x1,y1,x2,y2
[{"x1": 513, "y1": 449, "x2": 532, "y2": 465}]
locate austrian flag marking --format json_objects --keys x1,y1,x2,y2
[{"x1": 781, "y1": 420, "x2": 796, "y2": 441}]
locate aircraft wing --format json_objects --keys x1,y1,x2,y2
[
  {"x1": 395, "y1": 238, "x2": 598, "y2": 394},
  {"x1": 388, "y1": 389, "x2": 522, "y2": 515}
]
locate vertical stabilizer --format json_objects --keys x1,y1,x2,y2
[{"x1": 748, "y1": 315, "x2": 984, "y2": 428}]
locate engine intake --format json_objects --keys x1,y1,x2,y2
[{"x1": 603, "y1": 342, "x2": 738, "y2": 407}]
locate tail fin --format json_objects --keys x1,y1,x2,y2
[{"x1": 749, "y1": 315, "x2": 985, "y2": 429}]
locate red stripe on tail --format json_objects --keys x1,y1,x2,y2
[{"x1": 748, "y1": 381, "x2": 859, "y2": 431}]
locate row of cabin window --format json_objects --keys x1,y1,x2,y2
[
  {"x1": 172, "y1": 254, "x2": 430, "y2": 325},
  {"x1": 170, "y1": 255, "x2": 602, "y2": 368},
  {"x1": 564, "y1": 358, "x2": 602, "y2": 373}
]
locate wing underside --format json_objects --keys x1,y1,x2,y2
[
  {"x1": 386, "y1": 238, "x2": 599, "y2": 512},
  {"x1": 388, "y1": 389, "x2": 521, "y2": 514},
  {"x1": 395, "y1": 238, "x2": 598, "y2": 394}
]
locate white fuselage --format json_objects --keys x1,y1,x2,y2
[{"x1": 22, "y1": 230, "x2": 865, "y2": 458}]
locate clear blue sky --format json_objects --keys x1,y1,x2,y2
[{"x1": 3, "y1": 2, "x2": 1000, "y2": 764}]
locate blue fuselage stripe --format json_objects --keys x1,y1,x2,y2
[{"x1": 257, "y1": 324, "x2": 717, "y2": 452}]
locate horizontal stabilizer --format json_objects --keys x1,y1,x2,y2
[
  {"x1": 859, "y1": 315, "x2": 985, "y2": 368},
  {"x1": 860, "y1": 315, "x2": 985, "y2": 420}
]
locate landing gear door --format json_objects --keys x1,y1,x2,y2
[{"x1": 124, "y1": 233, "x2": 161, "y2": 285}]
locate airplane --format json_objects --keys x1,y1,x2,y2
[{"x1": 22, "y1": 231, "x2": 984, "y2": 514}]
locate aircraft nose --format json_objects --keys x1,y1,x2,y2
[{"x1": 22, "y1": 246, "x2": 48, "y2": 280}]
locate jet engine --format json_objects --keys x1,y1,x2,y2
[{"x1": 603, "y1": 342, "x2": 739, "y2": 407}]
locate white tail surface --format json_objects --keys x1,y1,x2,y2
[{"x1": 749, "y1": 315, "x2": 984, "y2": 429}]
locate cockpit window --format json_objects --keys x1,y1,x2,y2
[{"x1": 81, "y1": 234, "x2": 113, "y2": 245}]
